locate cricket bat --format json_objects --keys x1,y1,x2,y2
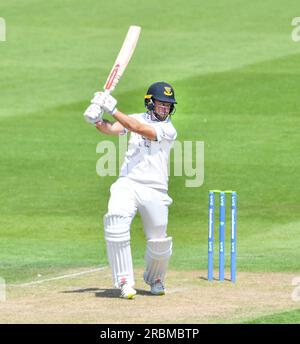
[{"x1": 103, "y1": 25, "x2": 141, "y2": 94}]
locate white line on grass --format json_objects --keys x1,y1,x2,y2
[{"x1": 8, "y1": 266, "x2": 107, "y2": 287}]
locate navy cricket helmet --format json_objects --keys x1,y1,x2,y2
[{"x1": 144, "y1": 81, "x2": 177, "y2": 115}]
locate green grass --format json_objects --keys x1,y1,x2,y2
[
  {"x1": 243, "y1": 309, "x2": 300, "y2": 324},
  {"x1": 0, "y1": 0, "x2": 300, "y2": 286}
]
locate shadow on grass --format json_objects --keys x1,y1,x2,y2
[{"x1": 61, "y1": 287, "x2": 153, "y2": 298}]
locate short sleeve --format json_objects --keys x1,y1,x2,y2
[{"x1": 152, "y1": 123, "x2": 177, "y2": 142}]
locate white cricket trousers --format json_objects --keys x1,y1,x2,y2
[
  {"x1": 108, "y1": 177, "x2": 173, "y2": 239},
  {"x1": 104, "y1": 177, "x2": 173, "y2": 287}
]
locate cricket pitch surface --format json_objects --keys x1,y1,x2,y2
[{"x1": 1, "y1": 268, "x2": 299, "y2": 323}]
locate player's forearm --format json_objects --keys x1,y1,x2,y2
[
  {"x1": 113, "y1": 110, "x2": 156, "y2": 140},
  {"x1": 113, "y1": 110, "x2": 141, "y2": 132},
  {"x1": 95, "y1": 119, "x2": 118, "y2": 135}
]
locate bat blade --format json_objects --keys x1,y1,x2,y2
[{"x1": 103, "y1": 25, "x2": 141, "y2": 94}]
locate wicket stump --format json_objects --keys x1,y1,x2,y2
[{"x1": 207, "y1": 190, "x2": 237, "y2": 282}]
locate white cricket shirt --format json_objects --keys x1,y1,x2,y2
[{"x1": 119, "y1": 112, "x2": 177, "y2": 191}]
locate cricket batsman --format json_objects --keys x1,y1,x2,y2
[{"x1": 84, "y1": 82, "x2": 177, "y2": 299}]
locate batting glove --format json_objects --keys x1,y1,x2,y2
[
  {"x1": 91, "y1": 92, "x2": 106, "y2": 107},
  {"x1": 91, "y1": 91, "x2": 118, "y2": 116},
  {"x1": 101, "y1": 93, "x2": 118, "y2": 115},
  {"x1": 83, "y1": 103, "x2": 103, "y2": 125}
]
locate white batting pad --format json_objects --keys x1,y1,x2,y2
[
  {"x1": 144, "y1": 237, "x2": 173, "y2": 285},
  {"x1": 104, "y1": 213, "x2": 134, "y2": 288}
]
